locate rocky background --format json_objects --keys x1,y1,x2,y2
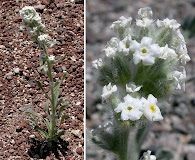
[
  {"x1": 0, "y1": 0, "x2": 84, "y2": 159},
  {"x1": 86, "y1": 0, "x2": 195, "y2": 160}
]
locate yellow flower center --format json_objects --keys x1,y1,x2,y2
[
  {"x1": 141, "y1": 48, "x2": 148, "y2": 55},
  {"x1": 127, "y1": 106, "x2": 132, "y2": 111},
  {"x1": 149, "y1": 104, "x2": 156, "y2": 113}
]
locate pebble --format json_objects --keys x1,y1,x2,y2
[
  {"x1": 0, "y1": 45, "x2": 6, "y2": 49},
  {"x1": 13, "y1": 67, "x2": 20, "y2": 74},
  {"x1": 0, "y1": 141, "x2": 3, "y2": 148},
  {"x1": 76, "y1": 101, "x2": 81, "y2": 106},
  {"x1": 34, "y1": 4, "x2": 46, "y2": 11},
  {"x1": 41, "y1": 0, "x2": 50, "y2": 5},
  {"x1": 76, "y1": 147, "x2": 83, "y2": 155},
  {"x1": 71, "y1": 129, "x2": 82, "y2": 138},
  {"x1": 77, "y1": 114, "x2": 83, "y2": 121},
  {"x1": 8, "y1": 149, "x2": 15, "y2": 153},
  {"x1": 5, "y1": 72, "x2": 13, "y2": 79}
]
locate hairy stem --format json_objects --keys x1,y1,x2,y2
[{"x1": 42, "y1": 43, "x2": 56, "y2": 140}]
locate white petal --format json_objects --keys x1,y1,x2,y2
[
  {"x1": 114, "y1": 103, "x2": 124, "y2": 113},
  {"x1": 130, "y1": 40, "x2": 140, "y2": 51},
  {"x1": 121, "y1": 110, "x2": 130, "y2": 121},
  {"x1": 126, "y1": 82, "x2": 142, "y2": 93},
  {"x1": 133, "y1": 52, "x2": 142, "y2": 65},
  {"x1": 141, "y1": 37, "x2": 152, "y2": 45},
  {"x1": 142, "y1": 56, "x2": 155, "y2": 65},
  {"x1": 127, "y1": 109, "x2": 143, "y2": 121},
  {"x1": 148, "y1": 94, "x2": 157, "y2": 103}
]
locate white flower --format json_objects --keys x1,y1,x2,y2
[
  {"x1": 38, "y1": 34, "x2": 55, "y2": 47},
  {"x1": 38, "y1": 34, "x2": 50, "y2": 42},
  {"x1": 110, "y1": 16, "x2": 132, "y2": 31},
  {"x1": 157, "y1": 18, "x2": 180, "y2": 30},
  {"x1": 102, "y1": 37, "x2": 119, "y2": 58},
  {"x1": 101, "y1": 83, "x2": 117, "y2": 99},
  {"x1": 118, "y1": 36, "x2": 132, "y2": 55},
  {"x1": 172, "y1": 67, "x2": 186, "y2": 91},
  {"x1": 141, "y1": 150, "x2": 156, "y2": 160},
  {"x1": 159, "y1": 44, "x2": 177, "y2": 59},
  {"x1": 177, "y1": 29, "x2": 186, "y2": 43},
  {"x1": 114, "y1": 94, "x2": 143, "y2": 121},
  {"x1": 178, "y1": 44, "x2": 190, "y2": 64},
  {"x1": 138, "y1": 7, "x2": 153, "y2": 19},
  {"x1": 92, "y1": 58, "x2": 103, "y2": 69},
  {"x1": 48, "y1": 55, "x2": 55, "y2": 61},
  {"x1": 136, "y1": 18, "x2": 153, "y2": 27},
  {"x1": 20, "y1": 6, "x2": 41, "y2": 24},
  {"x1": 130, "y1": 37, "x2": 160, "y2": 65},
  {"x1": 141, "y1": 94, "x2": 163, "y2": 121},
  {"x1": 126, "y1": 82, "x2": 142, "y2": 93}
]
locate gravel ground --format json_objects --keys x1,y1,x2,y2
[
  {"x1": 0, "y1": 0, "x2": 84, "y2": 159},
  {"x1": 86, "y1": 0, "x2": 195, "y2": 160}
]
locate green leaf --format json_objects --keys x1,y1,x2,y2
[
  {"x1": 56, "y1": 98, "x2": 64, "y2": 108},
  {"x1": 60, "y1": 114, "x2": 69, "y2": 124},
  {"x1": 58, "y1": 103, "x2": 68, "y2": 118},
  {"x1": 29, "y1": 117, "x2": 39, "y2": 127},
  {"x1": 35, "y1": 81, "x2": 51, "y2": 100},
  {"x1": 57, "y1": 52, "x2": 68, "y2": 63},
  {"x1": 61, "y1": 71, "x2": 68, "y2": 82},
  {"x1": 57, "y1": 129, "x2": 65, "y2": 136},
  {"x1": 53, "y1": 81, "x2": 61, "y2": 107},
  {"x1": 53, "y1": 81, "x2": 60, "y2": 89},
  {"x1": 26, "y1": 109, "x2": 43, "y2": 119},
  {"x1": 48, "y1": 129, "x2": 65, "y2": 141},
  {"x1": 44, "y1": 101, "x2": 50, "y2": 116},
  {"x1": 98, "y1": 55, "x2": 131, "y2": 87},
  {"x1": 43, "y1": 118, "x2": 51, "y2": 134},
  {"x1": 35, "y1": 126, "x2": 48, "y2": 138}
]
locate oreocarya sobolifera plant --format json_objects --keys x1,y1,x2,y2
[
  {"x1": 90, "y1": 7, "x2": 190, "y2": 160},
  {"x1": 20, "y1": 6, "x2": 68, "y2": 142}
]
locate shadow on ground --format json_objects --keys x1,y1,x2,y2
[{"x1": 28, "y1": 137, "x2": 69, "y2": 159}]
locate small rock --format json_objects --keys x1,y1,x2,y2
[
  {"x1": 5, "y1": 72, "x2": 13, "y2": 79},
  {"x1": 70, "y1": 56, "x2": 76, "y2": 61},
  {"x1": 71, "y1": 129, "x2": 82, "y2": 138},
  {"x1": 8, "y1": 149, "x2": 15, "y2": 153},
  {"x1": 171, "y1": 115, "x2": 188, "y2": 133},
  {"x1": 76, "y1": 147, "x2": 83, "y2": 155},
  {"x1": 16, "y1": 121, "x2": 26, "y2": 132},
  {"x1": 49, "y1": 3, "x2": 56, "y2": 9},
  {"x1": 77, "y1": 114, "x2": 83, "y2": 121},
  {"x1": 13, "y1": 67, "x2": 20, "y2": 74},
  {"x1": 34, "y1": 5, "x2": 46, "y2": 11},
  {"x1": 41, "y1": 0, "x2": 50, "y2": 5},
  {"x1": 29, "y1": 134, "x2": 35, "y2": 139},
  {"x1": 0, "y1": 151, "x2": 4, "y2": 156},
  {"x1": 19, "y1": 121, "x2": 26, "y2": 129},
  {"x1": 10, "y1": 139, "x2": 15, "y2": 144},
  {"x1": 16, "y1": 139, "x2": 23, "y2": 145},
  {"x1": 0, "y1": 141, "x2": 3, "y2": 148},
  {"x1": 56, "y1": 3, "x2": 64, "y2": 9},
  {"x1": 76, "y1": 101, "x2": 81, "y2": 106},
  {"x1": 0, "y1": 45, "x2": 6, "y2": 49}
]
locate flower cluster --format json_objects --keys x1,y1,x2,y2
[
  {"x1": 20, "y1": 6, "x2": 54, "y2": 47},
  {"x1": 92, "y1": 7, "x2": 190, "y2": 122}
]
